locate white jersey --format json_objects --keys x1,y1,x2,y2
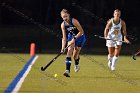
[
  {"x1": 106, "y1": 18, "x2": 122, "y2": 47},
  {"x1": 107, "y1": 18, "x2": 122, "y2": 40}
]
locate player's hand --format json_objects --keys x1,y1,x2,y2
[
  {"x1": 124, "y1": 37, "x2": 130, "y2": 44},
  {"x1": 61, "y1": 48, "x2": 65, "y2": 53}
]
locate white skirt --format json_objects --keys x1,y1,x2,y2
[{"x1": 106, "y1": 37, "x2": 122, "y2": 48}]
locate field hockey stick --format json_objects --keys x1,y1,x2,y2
[
  {"x1": 132, "y1": 50, "x2": 140, "y2": 60},
  {"x1": 41, "y1": 43, "x2": 72, "y2": 71},
  {"x1": 94, "y1": 35, "x2": 130, "y2": 43}
]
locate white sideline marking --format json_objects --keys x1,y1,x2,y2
[{"x1": 12, "y1": 55, "x2": 38, "y2": 93}]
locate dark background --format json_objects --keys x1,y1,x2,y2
[{"x1": 0, "y1": 0, "x2": 139, "y2": 54}]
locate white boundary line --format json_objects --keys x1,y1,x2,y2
[{"x1": 12, "y1": 55, "x2": 38, "y2": 93}]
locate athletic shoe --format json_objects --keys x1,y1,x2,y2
[
  {"x1": 108, "y1": 61, "x2": 112, "y2": 68},
  {"x1": 63, "y1": 70, "x2": 70, "y2": 77},
  {"x1": 111, "y1": 66, "x2": 115, "y2": 71},
  {"x1": 74, "y1": 65, "x2": 80, "y2": 72}
]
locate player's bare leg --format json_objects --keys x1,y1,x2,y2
[{"x1": 73, "y1": 46, "x2": 81, "y2": 72}]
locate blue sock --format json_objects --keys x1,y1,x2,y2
[{"x1": 66, "y1": 57, "x2": 71, "y2": 71}]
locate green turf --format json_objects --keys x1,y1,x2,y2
[
  {"x1": 0, "y1": 53, "x2": 30, "y2": 92},
  {"x1": 0, "y1": 54, "x2": 140, "y2": 93}
]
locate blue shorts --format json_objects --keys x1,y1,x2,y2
[{"x1": 67, "y1": 33, "x2": 86, "y2": 47}]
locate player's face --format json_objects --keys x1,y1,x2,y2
[
  {"x1": 61, "y1": 13, "x2": 70, "y2": 22},
  {"x1": 113, "y1": 11, "x2": 121, "y2": 19}
]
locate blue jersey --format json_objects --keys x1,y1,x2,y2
[
  {"x1": 64, "y1": 18, "x2": 86, "y2": 47},
  {"x1": 64, "y1": 18, "x2": 79, "y2": 36}
]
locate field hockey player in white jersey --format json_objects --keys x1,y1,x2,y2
[{"x1": 104, "y1": 9, "x2": 130, "y2": 71}]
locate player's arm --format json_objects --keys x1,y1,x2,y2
[
  {"x1": 104, "y1": 19, "x2": 112, "y2": 39},
  {"x1": 121, "y1": 20, "x2": 130, "y2": 43},
  {"x1": 72, "y1": 18, "x2": 84, "y2": 39},
  {"x1": 61, "y1": 22, "x2": 67, "y2": 52}
]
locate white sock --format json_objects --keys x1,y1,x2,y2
[
  {"x1": 111, "y1": 56, "x2": 118, "y2": 67},
  {"x1": 108, "y1": 55, "x2": 113, "y2": 63}
]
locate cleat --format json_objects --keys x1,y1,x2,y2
[
  {"x1": 74, "y1": 65, "x2": 80, "y2": 72},
  {"x1": 63, "y1": 70, "x2": 70, "y2": 77},
  {"x1": 111, "y1": 66, "x2": 115, "y2": 71}
]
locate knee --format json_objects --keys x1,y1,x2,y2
[
  {"x1": 73, "y1": 55, "x2": 80, "y2": 60},
  {"x1": 108, "y1": 54, "x2": 114, "y2": 57},
  {"x1": 67, "y1": 48, "x2": 73, "y2": 56},
  {"x1": 73, "y1": 52, "x2": 79, "y2": 59},
  {"x1": 68, "y1": 47, "x2": 73, "y2": 52},
  {"x1": 114, "y1": 54, "x2": 119, "y2": 57},
  {"x1": 73, "y1": 54, "x2": 78, "y2": 59},
  {"x1": 114, "y1": 51, "x2": 120, "y2": 57}
]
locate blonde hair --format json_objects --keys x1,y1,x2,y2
[
  {"x1": 60, "y1": 9, "x2": 70, "y2": 15},
  {"x1": 114, "y1": 9, "x2": 121, "y2": 14}
]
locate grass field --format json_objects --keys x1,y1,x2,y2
[{"x1": 0, "y1": 53, "x2": 140, "y2": 93}]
